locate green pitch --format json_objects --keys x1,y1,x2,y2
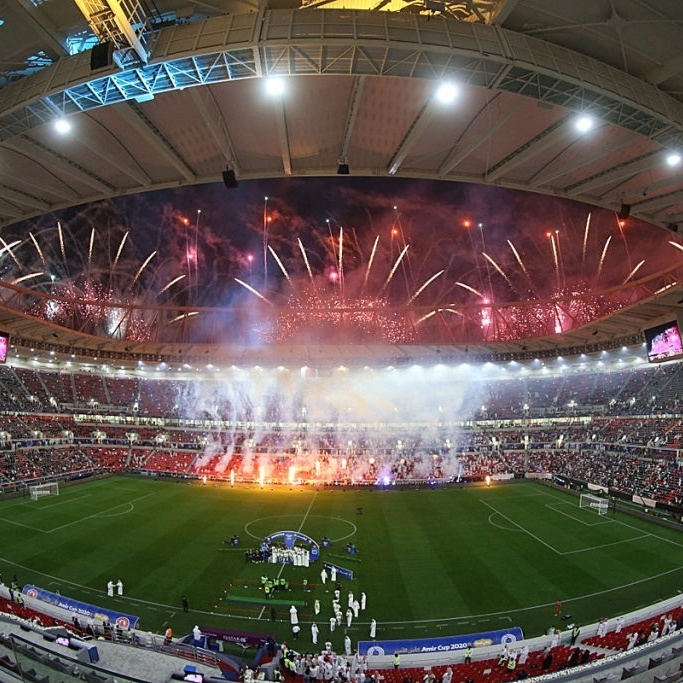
[{"x1": 2, "y1": 476, "x2": 683, "y2": 649}]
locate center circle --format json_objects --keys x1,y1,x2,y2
[{"x1": 244, "y1": 514, "x2": 357, "y2": 543}]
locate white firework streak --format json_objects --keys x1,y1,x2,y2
[
  {"x1": 406, "y1": 270, "x2": 444, "y2": 305},
  {"x1": 234, "y1": 278, "x2": 273, "y2": 305},
  {"x1": 381, "y1": 245, "x2": 409, "y2": 292},
  {"x1": 297, "y1": 238, "x2": 313, "y2": 281}
]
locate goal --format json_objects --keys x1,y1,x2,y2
[
  {"x1": 29, "y1": 482, "x2": 59, "y2": 501},
  {"x1": 579, "y1": 492, "x2": 608, "y2": 515}
]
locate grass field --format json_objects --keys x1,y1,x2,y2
[{"x1": 2, "y1": 476, "x2": 683, "y2": 651}]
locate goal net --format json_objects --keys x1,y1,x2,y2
[
  {"x1": 29, "y1": 482, "x2": 59, "y2": 501},
  {"x1": 579, "y1": 492, "x2": 608, "y2": 515}
]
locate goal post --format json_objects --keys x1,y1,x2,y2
[
  {"x1": 579, "y1": 492, "x2": 608, "y2": 515},
  {"x1": 29, "y1": 482, "x2": 59, "y2": 501}
]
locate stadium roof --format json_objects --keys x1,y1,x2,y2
[
  {"x1": 2, "y1": 0, "x2": 683, "y2": 364},
  {"x1": 3, "y1": 0, "x2": 683, "y2": 229}
]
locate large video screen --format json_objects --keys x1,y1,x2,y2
[
  {"x1": 644, "y1": 320, "x2": 683, "y2": 363},
  {"x1": 0, "y1": 332, "x2": 10, "y2": 364}
]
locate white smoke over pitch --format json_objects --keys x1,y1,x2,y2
[{"x1": 178, "y1": 363, "x2": 489, "y2": 481}]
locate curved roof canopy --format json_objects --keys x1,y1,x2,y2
[
  {"x1": 1, "y1": 0, "x2": 683, "y2": 231},
  {"x1": 2, "y1": 0, "x2": 683, "y2": 365}
]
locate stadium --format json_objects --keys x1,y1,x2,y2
[{"x1": 3, "y1": 0, "x2": 683, "y2": 682}]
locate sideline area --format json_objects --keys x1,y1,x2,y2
[{"x1": 2, "y1": 584, "x2": 683, "y2": 683}]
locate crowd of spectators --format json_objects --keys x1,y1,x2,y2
[
  {"x1": 0, "y1": 359, "x2": 679, "y2": 420},
  {"x1": 0, "y1": 359, "x2": 682, "y2": 511}
]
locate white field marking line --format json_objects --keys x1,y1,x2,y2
[
  {"x1": 7, "y1": 556, "x2": 683, "y2": 631},
  {"x1": 0, "y1": 556, "x2": 202, "y2": 614},
  {"x1": 487, "y1": 513, "x2": 524, "y2": 533},
  {"x1": 492, "y1": 492, "x2": 676, "y2": 558},
  {"x1": 561, "y1": 534, "x2": 653, "y2": 556},
  {"x1": 297, "y1": 492, "x2": 318, "y2": 533},
  {"x1": 0, "y1": 492, "x2": 142, "y2": 531},
  {"x1": 605, "y1": 514, "x2": 683, "y2": 552},
  {"x1": 45, "y1": 492, "x2": 154, "y2": 534},
  {"x1": 93, "y1": 502, "x2": 134, "y2": 518},
  {"x1": 538, "y1": 488, "x2": 683, "y2": 552},
  {"x1": 24, "y1": 493, "x2": 94, "y2": 511},
  {"x1": 535, "y1": 489, "x2": 601, "y2": 506},
  {"x1": 0, "y1": 517, "x2": 46, "y2": 532},
  {"x1": 245, "y1": 515, "x2": 281, "y2": 540},
  {"x1": 545, "y1": 502, "x2": 614, "y2": 527},
  {"x1": 109, "y1": 486, "x2": 151, "y2": 492},
  {"x1": 373, "y1": 562, "x2": 683, "y2": 627},
  {"x1": 258, "y1": 491, "x2": 318, "y2": 620},
  {"x1": 480, "y1": 499, "x2": 563, "y2": 555},
  {"x1": 486, "y1": 497, "x2": 650, "y2": 557},
  {"x1": 244, "y1": 511, "x2": 355, "y2": 542},
  {"x1": 498, "y1": 490, "x2": 556, "y2": 499},
  {"x1": 6, "y1": 545, "x2": 683, "y2": 630}
]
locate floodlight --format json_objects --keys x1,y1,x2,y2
[
  {"x1": 265, "y1": 76, "x2": 285, "y2": 96},
  {"x1": 575, "y1": 114, "x2": 594, "y2": 133},
  {"x1": 54, "y1": 118, "x2": 72, "y2": 134},
  {"x1": 666, "y1": 152, "x2": 682, "y2": 167},
  {"x1": 435, "y1": 82, "x2": 458, "y2": 104}
]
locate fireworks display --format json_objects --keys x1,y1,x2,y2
[
  {"x1": 269, "y1": 291, "x2": 416, "y2": 344},
  {"x1": 1, "y1": 179, "x2": 680, "y2": 484},
  {"x1": 0, "y1": 224, "x2": 167, "y2": 342},
  {"x1": 0, "y1": 178, "x2": 681, "y2": 347}
]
